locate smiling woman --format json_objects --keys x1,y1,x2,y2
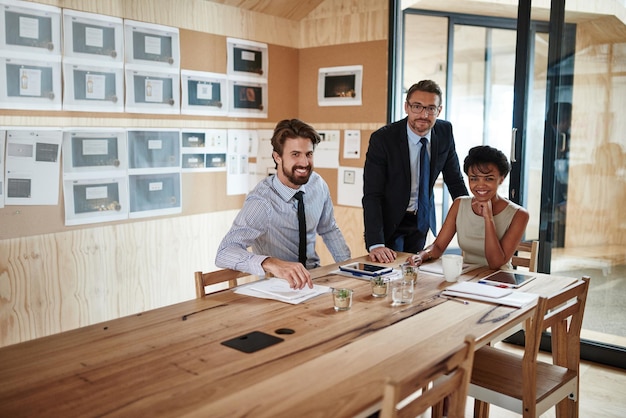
[{"x1": 408, "y1": 145, "x2": 529, "y2": 270}]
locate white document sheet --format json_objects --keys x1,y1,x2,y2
[
  {"x1": 235, "y1": 278, "x2": 331, "y2": 304},
  {"x1": 419, "y1": 259, "x2": 481, "y2": 276}
]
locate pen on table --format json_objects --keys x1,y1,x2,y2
[{"x1": 439, "y1": 294, "x2": 470, "y2": 305}]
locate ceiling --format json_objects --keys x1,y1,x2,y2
[{"x1": 204, "y1": 0, "x2": 327, "y2": 21}]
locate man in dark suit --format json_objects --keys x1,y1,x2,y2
[{"x1": 363, "y1": 80, "x2": 468, "y2": 263}]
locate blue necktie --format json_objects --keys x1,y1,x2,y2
[
  {"x1": 417, "y1": 137, "x2": 430, "y2": 233},
  {"x1": 294, "y1": 191, "x2": 307, "y2": 266}
]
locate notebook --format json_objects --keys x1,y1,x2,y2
[{"x1": 442, "y1": 281, "x2": 538, "y2": 308}]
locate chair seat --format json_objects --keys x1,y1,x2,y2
[{"x1": 470, "y1": 345, "x2": 578, "y2": 414}]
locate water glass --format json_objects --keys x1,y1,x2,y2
[{"x1": 390, "y1": 278, "x2": 414, "y2": 305}]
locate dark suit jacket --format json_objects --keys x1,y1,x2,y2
[{"x1": 362, "y1": 117, "x2": 468, "y2": 250}]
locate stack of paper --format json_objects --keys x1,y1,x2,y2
[
  {"x1": 442, "y1": 281, "x2": 538, "y2": 307},
  {"x1": 234, "y1": 278, "x2": 331, "y2": 304}
]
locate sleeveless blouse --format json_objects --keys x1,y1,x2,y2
[{"x1": 455, "y1": 196, "x2": 521, "y2": 269}]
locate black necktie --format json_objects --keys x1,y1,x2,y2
[
  {"x1": 417, "y1": 137, "x2": 430, "y2": 233},
  {"x1": 294, "y1": 191, "x2": 307, "y2": 266}
]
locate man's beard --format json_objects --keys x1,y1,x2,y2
[{"x1": 283, "y1": 165, "x2": 312, "y2": 186}]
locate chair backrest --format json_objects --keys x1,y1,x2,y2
[
  {"x1": 470, "y1": 276, "x2": 590, "y2": 418},
  {"x1": 526, "y1": 275, "x2": 590, "y2": 372},
  {"x1": 511, "y1": 240, "x2": 538, "y2": 272},
  {"x1": 380, "y1": 335, "x2": 475, "y2": 418},
  {"x1": 194, "y1": 269, "x2": 251, "y2": 298}
]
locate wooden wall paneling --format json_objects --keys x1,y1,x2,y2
[
  {"x1": 182, "y1": 172, "x2": 245, "y2": 214},
  {"x1": 299, "y1": 0, "x2": 388, "y2": 48},
  {"x1": 0, "y1": 210, "x2": 239, "y2": 347},
  {"x1": 315, "y1": 205, "x2": 366, "y2": 266}
]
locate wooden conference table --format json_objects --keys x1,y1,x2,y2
[{"x1": 0, "y1": 254, "x2": 578, "y2": 417}]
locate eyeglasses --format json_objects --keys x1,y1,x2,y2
[{"x1": 407, "y1": 103, "x2": 439, "y2": 116}]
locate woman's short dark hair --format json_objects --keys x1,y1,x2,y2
[
  {"x1": 463, "y1": 145, "x2": 511, "y2": 177},
  {"x1": 271, "y1": 119, "x2": 321, "y2": 156}
]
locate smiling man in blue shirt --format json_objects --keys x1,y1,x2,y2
[{"x1": 216, "y1": 119, "x2": 351, "y2": 290}]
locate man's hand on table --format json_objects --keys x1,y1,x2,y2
[
  {"x1": 368, "y1": 246, "x2": 397, "y2": 263},
  {"x1": 261, "y1": 257, "x2": 313, "y2": 289}
]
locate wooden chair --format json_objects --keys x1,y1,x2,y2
[
  {"x1": 194, "y1": 269, "x2": 251, "y2": 298},
  {"x1": 469, "y1": 276, "x2": 590, "y2": 418},
  {"x1": 511, "y1": 240, "x2": 538, "y2": 272},
  {"x1": 380, "y1": 335, "x2": 476, "y2": 418}
]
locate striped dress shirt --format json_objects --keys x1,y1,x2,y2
[{"x1": 215, "y1": 172, "x2": 351, "y2": 276}]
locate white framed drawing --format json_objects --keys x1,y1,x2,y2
[
  {"x1": 125, "y1": 68, "x2": 180, "y2": 114},
  {"x1": 315, "y1": 130, "x2": 340, "y2": 168},
  {"x1": 63, "y1": 177, "x2": 129, "y2": 226},
  {"x1": 228, "y1": 78, "x2": 267, "y2": 118},
  {"x1": 180, "y1": 129, "x2": 227, "y2": 172},
  {"x1": 180, "y1": 70, "x2": 227, "y2": 116},
  {"x1": 124, "y1": 19, "x2": 179, "y2": 70},
  {"x1": 128, "y1": 171, "x2": 181, "y2": 218},
  {"x1": 337, "y1": 166, "x2": 364, "y2": 207},
  {"x1": 127, "y1": 129, "x2": 180, "y2": 173},
  {"x1": 63, "y1": 62, "x2": 124, "y2": 112},
  {"x1": 317, "y1": 65, "x2": 363, "y2": 107},
  {"x1": 0, "y1": 0, "x2": 62, "y2": 58},
  {"x1": 0, "y1": 55, "x2": 62, "y2": 110},
  {"x1": 62, "y1": 9, "x2": 123, "y2": 64},
  {"x1": 62, "y1": 128, "x2": 127, "y2": 177},
  {"x1": 226, "y1": 37, "x2": 267, "y2": 79},
  {"x1": 4, "y1": 128, "x2": 62, "y2": 206}
]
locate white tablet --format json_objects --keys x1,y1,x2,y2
[
  {"x1": 338, "y1": 262, "x2": 393, "y2": 277},
  {"x1": 478, "y1": 270, "x2": 536, "y2": 289}
]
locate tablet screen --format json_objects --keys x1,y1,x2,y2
[
  {"x1": 479, "y1": 271, "x2": 536, "y2": 288},
  {"x1": 339, "y1": 262, "x2": 393, "y2": 276}
]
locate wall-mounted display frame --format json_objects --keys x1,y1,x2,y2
[
  {"x1": 63, "y1": 62, "x2": 124, "y2": 112},
  {"x1": 4, "y1": 128, "x2": 62, "y2": 206},
  {"x1": 127, "y1": 129, "x2": 180, "y2": 172},
  {"x1": 124, "y1": 19, "x2": 179, "y2": 70},
  {"x1": 180, "y1": 69, "x2": 227, "y2": 116},
  {"x1": 317, "y1": 65, "x2": 363, "y2": 107},
  {"x1": 63, "y1": 177, "x2": 129, "y2": 226},
  {"x1": 62, "y1": 128, "x2": 127, "y2": 177},
  {"x1": 62, "y1": 9, "x2": 123, "y2": 64},
  {"x1": 0, "y1": 55, "x2": 62, "y2": 110},
  {"x1": 125, "y1": 68, "x2": 180, "y2": 114},
  {"x1": 228, "y1": 78, "x2": 267, "y2": 118},
  {"x1": 128, "y1": 171, "x2": 181, "y2": 218},
  {"x1": 0, "y1": 0, "x2": 62, "y2": 58},
  {"x1": 226, "y1": 37, "x2": 267, "y2": 79},
  {"x1": 180, "y1": 129, "x2": 228, "y2": 172}
]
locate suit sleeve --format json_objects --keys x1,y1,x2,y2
[
  {"x1": 362, "y1": 128, "x2": 388, "y2": 249},
  {"x1": 441, "y1": 124, "x2": 469, "y2": 199}
]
